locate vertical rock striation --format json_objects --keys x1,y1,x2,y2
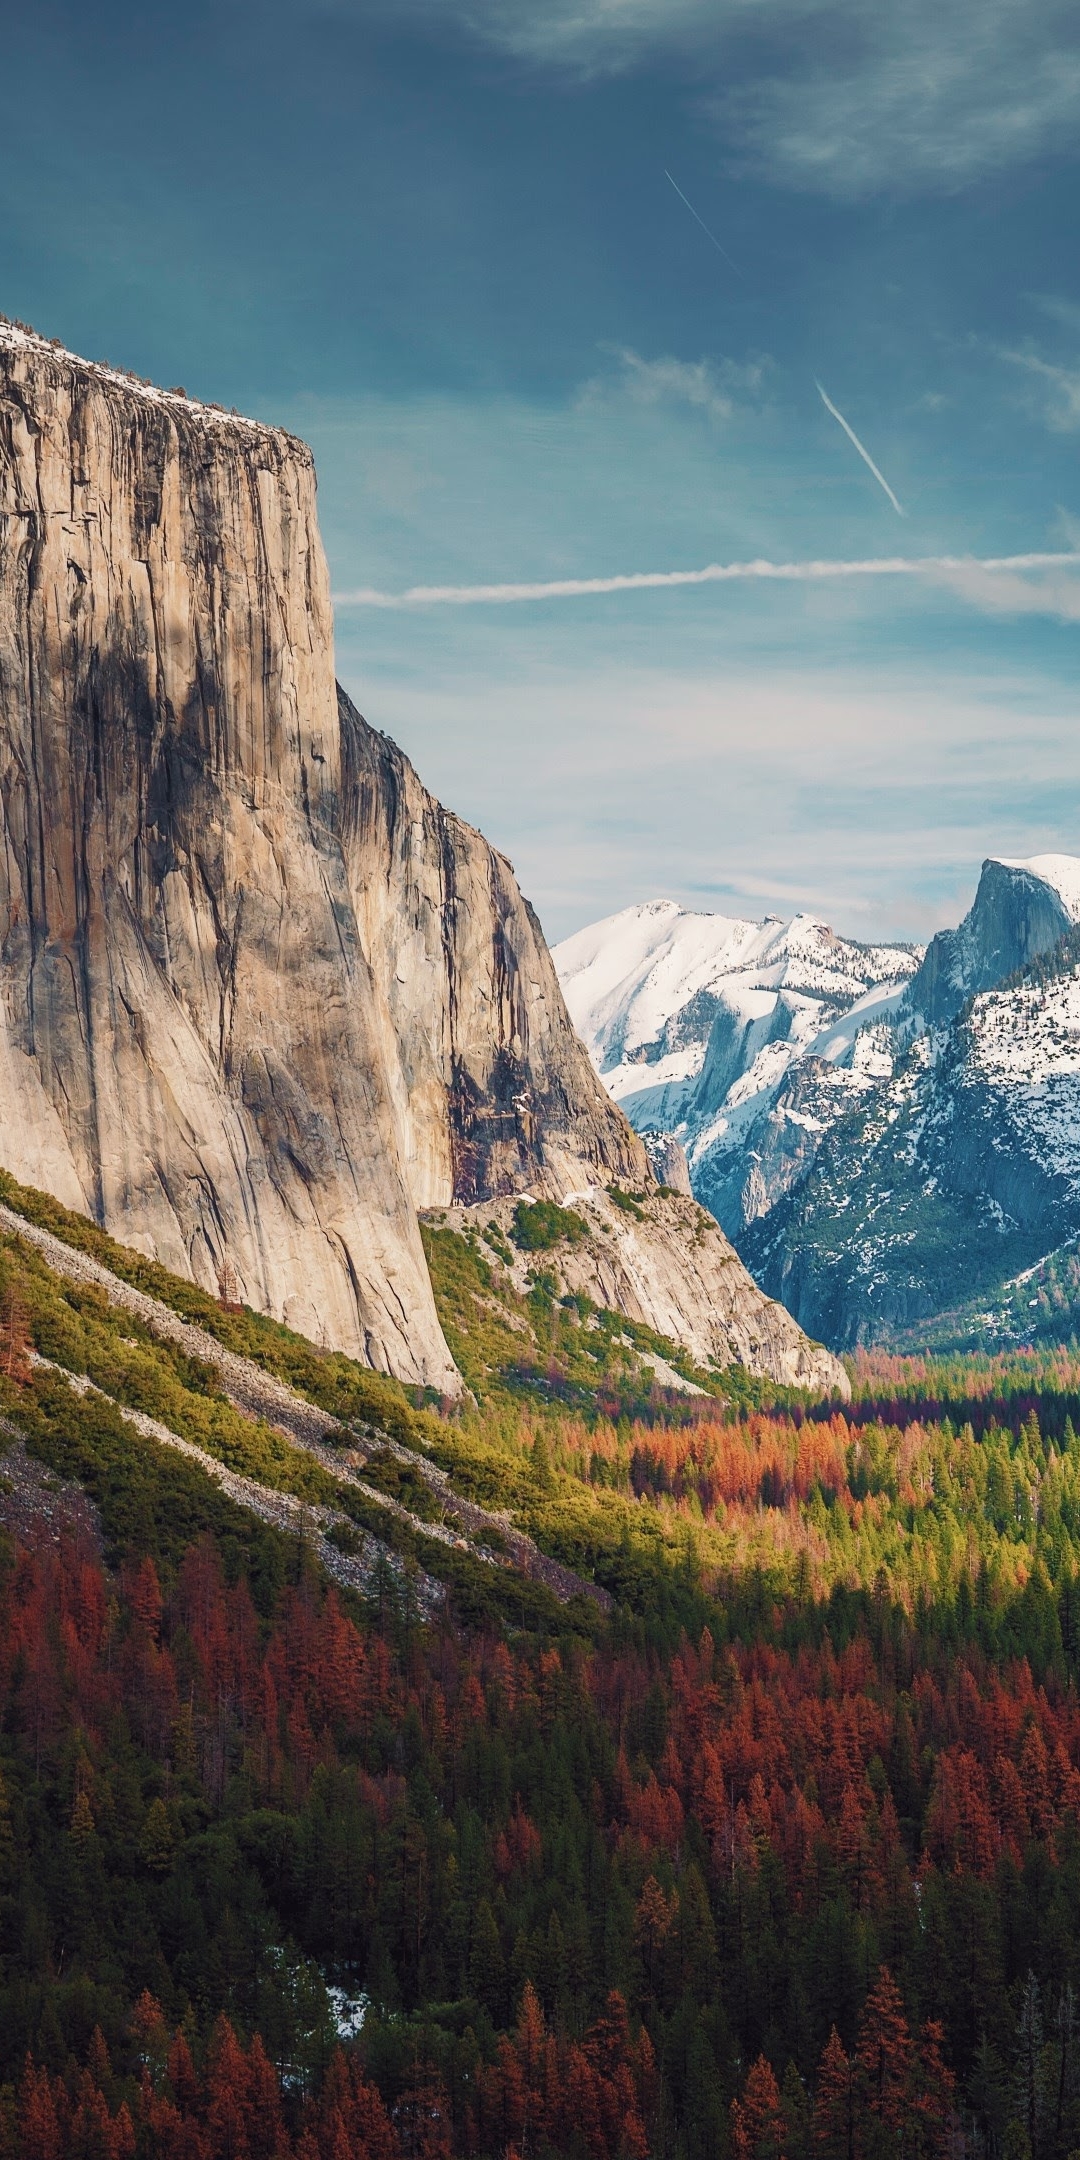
[
  {"x1": 0, "y1": 322, "x2": 844, "y2": 1394},
  {"x1": 0, "y1": 323, "x2": 457, "y2": 1385},
  {"x1": 337, "y1": 690, "x2": 650, "y2": 1211}
]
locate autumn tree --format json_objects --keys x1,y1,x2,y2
[{"x1": 732, "y1": 2056, "x2": 787, "y2": 2160}]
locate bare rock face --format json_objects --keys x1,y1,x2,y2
[
  {"x1": 642, "y1": 1132, "x2": 693, "y2": 1196},
  {"x1": 338, "y1": 692, "x2": 650, "y2": 1210},
  {"x1": 0, "y1": 324, "x2": 457, "y2": 1387},
  {"x1": 0, "y1": 322, "x2": 841, "y2": 1397}
]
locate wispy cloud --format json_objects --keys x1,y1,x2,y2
[
  {"x1": 937, "y1": 562, "x2": 1080, "y2": 623},
  {"x1": 1001, "y1": 348, "x2": 1080, "y2": 433},
  {"x1": 577, "y1": 346, "x2": 766, "y2": 422},
  {"x1": 368, "y1": 0, "x2": 1080, "y2": 199},
  {"x1": 335, "y1": 549, "x2": 1080, "y2": 612},
  {"x1": 815, "y1": 383, "x2": 905, "y2": 516},
  {"x1": 718, "y1": 8, "x2": 1080, "y2": 198},
  {"x1": 663, "y1": 169, "x2": 743, "y2": 276}
]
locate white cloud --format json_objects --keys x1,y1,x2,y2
[
  {"x1": 937, "y1": 562, "x2": 1080, "y2": 622},
  {"x1": 366, "y1": 0, "x2": 1080, "y2": 199},
  {"x1": 335, "y1": 549, "x2": 1080, "y2": 617},
  {"x1": 717, "y1": 8, "x2": 1080, "y2": 197},
  {"x1": 576, "y1": 346, "x2": 767, "y2": 421}
]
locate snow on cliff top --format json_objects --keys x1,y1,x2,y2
[
  {"x1": 994, "y1": 854, "x2": 1080, "y2": 923},
  {"x1": 0, "y1": 317, "x2": 296, "y2": 446}
]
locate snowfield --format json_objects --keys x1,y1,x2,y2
[
  {"x1": 554, "y1": 898, "x2": 920, "y2": 1235},
  {"x1": 965, "y1": 975, "x2": 1080, "y2": 1190}
]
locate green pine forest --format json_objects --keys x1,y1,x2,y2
[{"x1": 0, "y1": 1168, "x2": 1079, "y2": 2159}]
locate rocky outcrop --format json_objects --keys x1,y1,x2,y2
[
  {"x1": 435, "y1": 1189, "x2": 848, "y2": 1395},
  {"x1": 642, "y1": 1132, "x2": 692, "y2": 1196},
  {"x1": 908, "y1": 857, "x2": 1078, "y2": 1027},
  {"x1": 338, "y1": 691, "x2": 649, "y2": 1210},
  {"x1": 0, "y1": 321, "x2": 840, "y2": 1394}
]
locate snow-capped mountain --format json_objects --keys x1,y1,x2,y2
[
  {"x1": 555, "y1": 899, "x2": 920, "y2": 1236},
  {"x1": 908, "y1": 853, "x2": 1080, "y2": 1024},
  {"x1": 557, "y1": 855, "x2": 1080, "y2": 1350}
]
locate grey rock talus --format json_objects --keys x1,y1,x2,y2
[
  {"x1": 439, "y1": 1191, "x2": 848, "y2": 1396},
  {"x1": 0, "y1": 322, "x2": 842, "y2": 1394}
]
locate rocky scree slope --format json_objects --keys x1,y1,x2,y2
[
  {"x1": 427, "y1": 1186, "x2": 847, "y2": 1396},
  {"x1": 0, "y1": 323, "x2": 834, "y2": 1393}
]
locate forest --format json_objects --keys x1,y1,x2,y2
[{"x1": 0, "y1": 1174, "x2": 1078, "y2": 2157}]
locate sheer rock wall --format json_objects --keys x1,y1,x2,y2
[{"x1": 0, "y1": 323, "x2": 844, "y2": 1396}]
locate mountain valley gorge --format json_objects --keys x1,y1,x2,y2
[{"x1": 2, "y1": 321, "x2": 1080, "y2": 2160}]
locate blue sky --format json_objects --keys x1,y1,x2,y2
[{"x1": 3, "y1": 0, "x2": 1080, "y2": 940}]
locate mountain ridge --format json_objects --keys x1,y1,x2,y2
[{"x1": 559, "y1": 854, "x2": 1080, "y2": 1349}]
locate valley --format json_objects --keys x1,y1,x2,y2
[{"x1": 0, "y1": 319, "x2": 1076, "y2": 2160}]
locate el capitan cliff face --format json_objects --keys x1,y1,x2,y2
[
  {"x1": 0, "y1": 323, "x2": 845, "y2": 1397},
  {"x1": 338, "y1": 689, "x2": 649, "y2": 1212},
  {"x1": 0, "y1": 324, "x2": 460, "y2": 1386}
]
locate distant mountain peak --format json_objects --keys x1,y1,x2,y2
[
  {"x1": 993, "y1": 852, "x2": 1080, "y2": 921},
  {"x1": 561, "y1": 861, "x2": 1080, "y2": 1356},
  {"x1": 555, "y1": 898, "x2": 921, "y2": 1246},
  {"x1": 909, "y1": 853, "x2": 1080, "y2": 1027}
]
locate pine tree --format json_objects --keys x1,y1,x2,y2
[
  {"x1": 912, "y1": 2021, "x2": 955, "y2": 2160},
  {"x1": 17, "y1": 2060, "x2": 62, "y2": 2160},
  {"x1": 813, "y1": 2029, "x2": 855, "y2": 2160},
  {"x1": 732, "y1": 2056, "x2": 787, "y2": 2160},
  {"x1": 858, "y1": 1967, "x2": 913, "y2": 2135},
  {"x1": 468, "y1": 1897, "x2": 506, "y2": 2019},
  {"x1": 1014, "y1": 1973, "x2": 1044, "y2": 2153},
  {"x1": 205, "y1": 2015, "x2": 252, "y2": 2159}
]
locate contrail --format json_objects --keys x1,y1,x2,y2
[
  {"x1": 664, "y1": 170, "x2": 743, "y2": 278},
  {"x1": 334, "y1": 550, "x2": 1080, "y2": 608},
  {"x1": 816, "y1": 381, "x2": 905, "y2": 517}
]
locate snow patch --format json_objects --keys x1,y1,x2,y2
[{"x1": 995, "y1": 853, "x2": 1080, "y2": 923}]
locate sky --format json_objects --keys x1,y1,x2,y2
[{"x1": 2, "y1": 0, "x2": 1079, "y2": 943}]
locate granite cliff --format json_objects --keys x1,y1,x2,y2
[
  {"x1": 338, "y1": 692, "x2": 647, "y2": 1212},
  {"x1": 0, "y1": 321, "x2": 844, "y2": 1395}
]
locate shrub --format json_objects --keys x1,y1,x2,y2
[{"x1": 510, "y1": 1200, "x2": 588, "y2": 1253}]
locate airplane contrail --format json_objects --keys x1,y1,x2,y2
[
  {"x1": 816, "y1": 381, "x2": 905, "y2": 517},
  {"x1": 664, "y1": 170, "x2": 743, "y2": 278},
  {"x1": 334, "y1": 550, "x2": 1080, "y2": 607}
]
